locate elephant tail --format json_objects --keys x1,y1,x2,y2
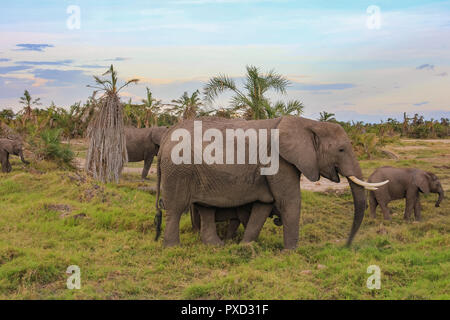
[{"x1": 154, "y1": 155, "x2": 163, "y2": 241}]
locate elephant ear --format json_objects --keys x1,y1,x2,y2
[
  {"x1": 151, "y1": 127, "x2": 169, "y2": 146},
  {"x1": 413, "y1": 171, "x2": 431, "y2": 194},
  {"x1": 277, "y1": 116, "x2": 320, "y2": 181}
]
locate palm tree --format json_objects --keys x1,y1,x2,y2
[
  {"x1": 269, "y1": 100, "x2": 304, "y2": 118},
  {"x1": 85, "y1": 65, "x2": 139, "y2": 183},
  {"x1": 19, "y1": 90, "x2": 41, "y2": 126},
  {"x1": 318, "y1": 111, "x2": 336, "y2": 122},
  {"x1": 141, "y1": 87, "x2": 162, "y2": 127},
  {"x1": 170, "y1": 90, "x2": 203, "y2": 120},
  {"x1": 203, "y1": 65, "x2": 302, "y2": 120}
]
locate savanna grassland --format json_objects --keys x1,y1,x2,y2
[{"x1": 0, "y1": 139, "x2": 448, "y2": 300}]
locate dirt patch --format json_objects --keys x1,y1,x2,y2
[
  {"x1": 74, "y1": 158, "x2": 155, "y2": 175},
  {"x1": 402, "y1": 139, "x2": 450, "y2": 144},
  {"x1": 300, "y1": 176, "x2": 349, "y2": 192},
  {"x1": 45, "y1": 204, "x2": 71, "y2": 213}
]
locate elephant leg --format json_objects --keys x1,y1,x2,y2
[
  {"x1": 241, "y1": 202, "x2": 273, "y2": 244},
  {"x1": 1, "y1": 153, "x2": 11, "y2": 173},
  {"x1": 190, "y1": 204, "x2": 201, "y2": 231},
  {"x1": 414, "y1": 194, "x2": 422, "y2": 221},
  {"x1": 163, "y1": 208, "x2": 184, "y2": 247},
  {"x1": 141, "y1": 156, "x2": 153, "y2": 180},
  {"x1": 379, "y1": 202, "x2": 391, "y2": 221},
  {"x1": 404, "y1": 189, "x2": 416, "y2": 221},
  {"x1": 225, "y1": 219, "x2": 241, "y2": 240},
  {"x1": 279, "y1": 199, "x2": 301, "y2": 249},
  {"x1": 369, "y1": 192, "x2": 378, "y2": 218},
  {"x1": 199, "y1": 207, "x2": 224, "y2": 246},
  {"x1": 237, "y1": 208, "x2": 250, "y2": 227},
  {"x1": 266, "y1": 161, "x2": 301, "y2": 249}
]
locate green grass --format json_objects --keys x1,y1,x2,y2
[{"x1": 0, "y1": 140, "x2": 449, "y2": 299}]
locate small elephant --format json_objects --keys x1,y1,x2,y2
[
  {"x1": 125, "y1": 126, "x2": 168, "y2": 179},
  {"x1": 190, "y1": 203, "x2": 282, "y2": 245},
  {"x1": 368, "y1": 166, "x2": 444, "y2": 221},
  {"x1": 190, "y1": 204, "x2": 282, "y2": 242},
  {"x1": 0, "y1": 138, "x2": 30, "y2": 173}
]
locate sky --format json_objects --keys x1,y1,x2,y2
[{"x1": 0, "y1": 0, "x2": 449, "y2": 122}]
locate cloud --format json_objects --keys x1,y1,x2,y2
[
  {"x1": 76, "y1": 64, "x2": 109, "y2": 69},
  {"x1": 291, "y1": 83, "x2": 356, "y2": 91},
  {"x1": 436, "y1": 72, "x2": 448, "y2": 77},
  {"x1": 413, "y1": 101, "x2": 429, "y2": 106},
  {"x1": 14, "y1": 44, "x2": 54, "y2": 52},
  {"x1": 104, "y1": 57, "x2": 131, "y2": 62},
  {"x1": 0, "y1": 65, "x2": 33, "y2": 74},
  {"x1": 31, "y1": 69, "x2": 92, "y2": 87},
  {"x1": 0, "y1": 58, "x2": 11, "y2": 62},
  {"x1": 16, "y1": 60, "x2": 73, "y2": 66},
  {"x1": 0, "y1": 76, "x2": 44, "y2": 99},
  {"x1": 416, "y1": 64, "x2": 434, "y2": 71}
]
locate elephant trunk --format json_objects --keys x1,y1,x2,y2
[
  {"x1": 19, "y1": 151, "x2": 30, "y2": 165},
  {"x1": 435, "y1": 188, "x2": 444, "y2": 208},
  {"x1": 346, "y1": 179, "x2": 366, "y2": 247}
]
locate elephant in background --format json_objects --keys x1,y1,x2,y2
[
  {"x1": 155, "y1": 116, "x2": 387, "y2": 249},
  {"x1": 0, "y1": 138, "x2": 30, "y2": 173},
  {"x1": 190, "y1": 203, "x2": 282, "y2": 244},
  {"x1": 368, "y1": 166, "x2": 444, "y2": 221},
  {"x1": 125, "y1": 126, "x2": 168, "y2": 179}
]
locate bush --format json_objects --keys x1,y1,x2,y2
[{"x1": 31, "y1": 129, "x2": 74, "y2": 167}]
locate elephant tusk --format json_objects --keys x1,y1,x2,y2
[{"x1": 348, "y1": 176, "x2": 389, "y2": 190}]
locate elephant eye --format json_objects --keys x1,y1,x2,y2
[{"x1": 339, "y1": 148, "x2": 345, "y2": 152}]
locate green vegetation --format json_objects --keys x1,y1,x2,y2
[{"x1": 0, "y1": 139, "x2": 448, "y2": 299}]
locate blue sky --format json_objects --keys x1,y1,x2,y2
[{"x1": 1, "y1": 0, "x2": 449, "y2": 122}]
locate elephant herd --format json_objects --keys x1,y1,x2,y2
[{"x1": 1, "y1": 116, "x2": 445, "y2": 250}]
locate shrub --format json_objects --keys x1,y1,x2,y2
[{"x1": 31, "y1": 129, "x2": 74, "y2": 167}]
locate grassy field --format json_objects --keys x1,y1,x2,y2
[{"x1": 0, "y1": 139, "x2": 448, "y2": 299}]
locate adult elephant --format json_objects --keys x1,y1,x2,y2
[
  {"x1": 125, "y1": 126, "x2": 168, "y2": 179},
  {"x1": 0, "y1": 138, "x2": 30, "y2": 173},
  {"x1": 154, "y1": 116, "x2": 388, "y2": 249}
]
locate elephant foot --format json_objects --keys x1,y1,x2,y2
[
  {"x1": 163, "y1": 239, "x2": 180, "y2": 248},
  {"x1": 202, "y1": 237, "x2": 224, "y2": 246}
]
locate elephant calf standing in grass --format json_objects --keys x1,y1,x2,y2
[
  {"x1": 0, "y1": 138, "x2": 30, "y2": 173},
  {"x1": 368, "y1": 166, "x2": 444, "y2": 221},
  {"x1": 125, "y1": 126, "x2": 168, "y2": 179},
  {"x1": 190, "y1": 203, "x2": 282, "y2": 244}
]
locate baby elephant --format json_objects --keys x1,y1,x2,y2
[
  {"x1": 368, "y1": 166, "x2": 444, "y2": 221},
  {"x1": 190, "y1": 203, "x2": 282, "y2": 245},
  {"x1": 0, "y1": 138, "x2": 30, "y2": 173}
]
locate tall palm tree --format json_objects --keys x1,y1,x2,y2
[
  {"x1": 141, "y1": 87, "x2": 162, "y2": 127},
  {"x1": 318, "y1": 111, "x2": 336, "y2": 122},
  {"x1": 203, "y1": 65, "x2": 303, "y2": 120},
  {"x1": 170, "y1": 90, "x2": 203, "y2": 120},
  {"x1": 85, "y1": 65, "x2": 139, "y2": 183},
  {"x1": 19, "y1": 90, "x2": 41, "y2": 126}
]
